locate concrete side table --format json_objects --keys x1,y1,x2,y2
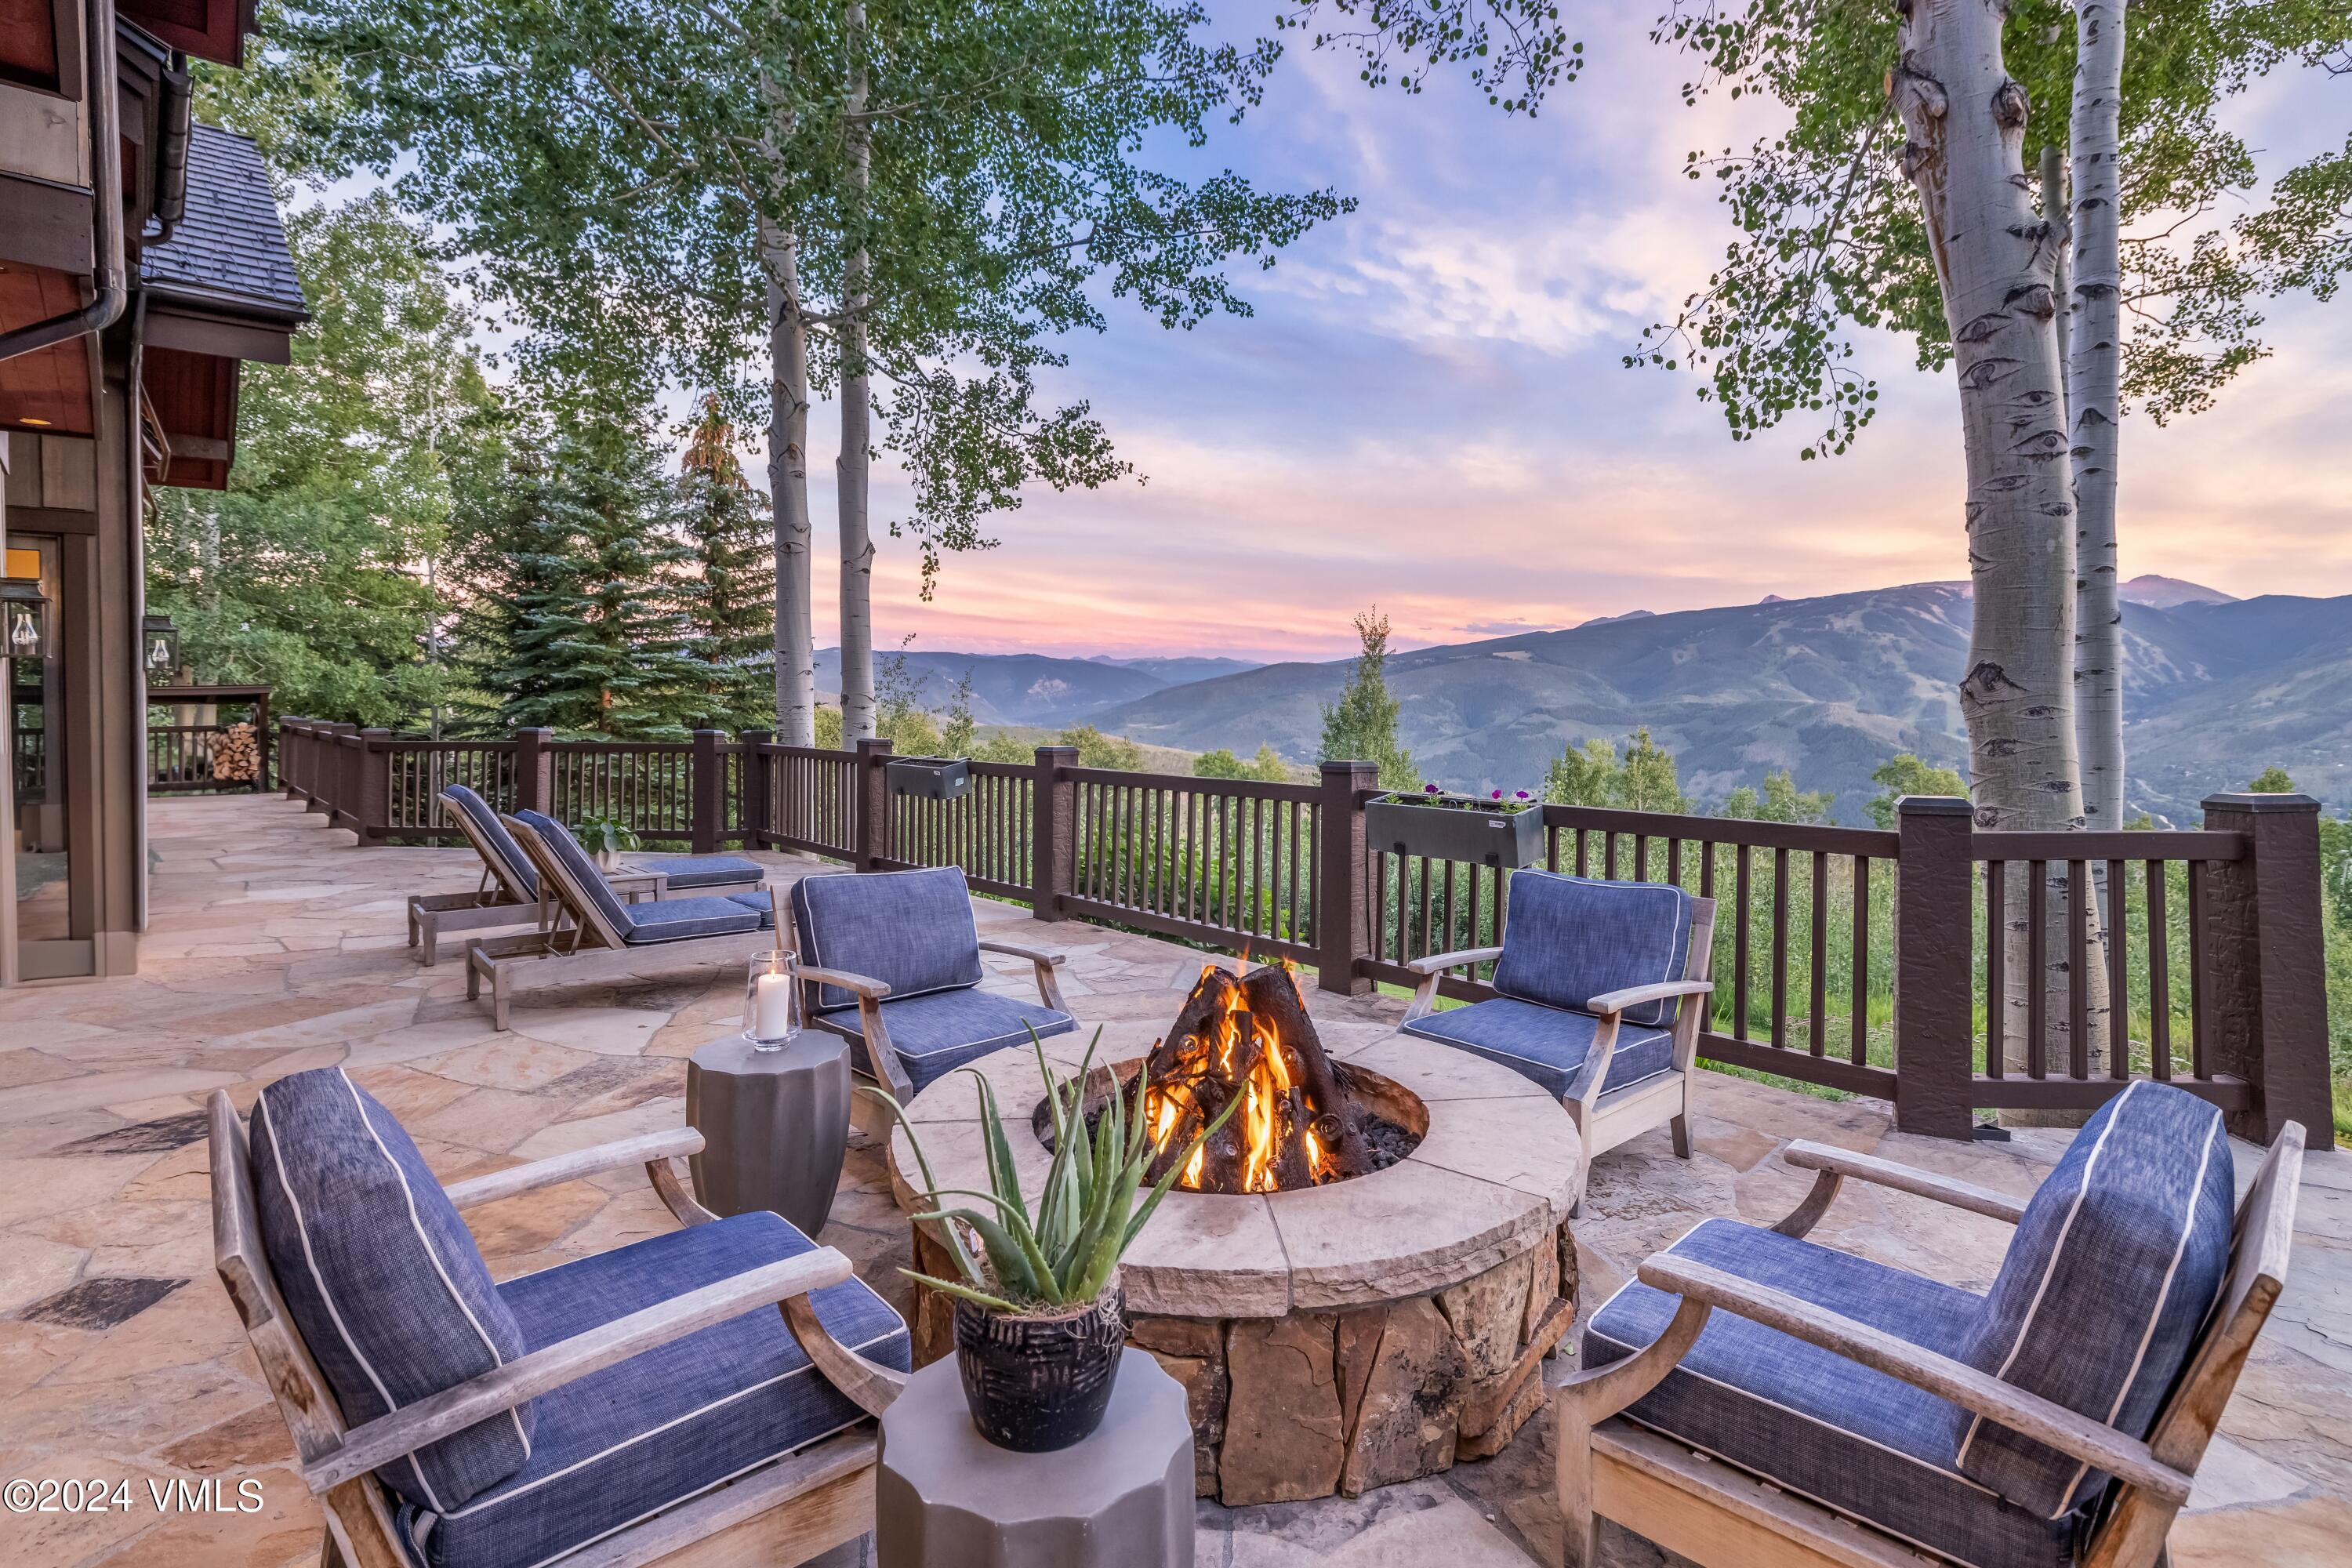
[
  {"x1": 684, "y1": 1033, "x2": 849, "y2": 1236},
  {"x1": 877, "y1": 1348, "x2": 1194, "y2": 1568}
]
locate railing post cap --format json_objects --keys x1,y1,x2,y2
[
  {"x1": 854, "y1": 735, "x2": 894, "y2": 755},
  {"x1": 1033, "y1": 743, "x2": 1080, "y2": 760},
  {"x1": 1319, "y1": 758, "x2": 1378, "y2": 777},
  {"x1": 2201, "y1": 791, "x2": 2321, "y2": 815},
  {"x1": 1896, "y1": 794, "x2": 1973, "y2": 818}
]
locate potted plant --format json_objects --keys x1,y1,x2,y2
[
  {"x1": 886, "y1": 754, "x2": 973, "y2": 801},
  {"x1": 872, "y1": 1031, "x2": 1235, "y2": 1452},
  {"x1": 1363, "y1": 783, "x2": 1546, "y2": 868},
  {"x1": 574, "y1": 814, "x2": 642, "y2": 871}
]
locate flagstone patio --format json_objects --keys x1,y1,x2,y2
[{"x1": 0, "y1": 794, "x2": 2344, "y2": 1568}]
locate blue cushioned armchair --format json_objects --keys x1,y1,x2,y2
[
  {"x1": 1401, "y1": 871, "x2": 1715, "y2": 1206},
  {"x1": 787, "y1": 866, "x2": 1075, "y2": 1110},
  {"x1": 1557, "y1": 1083, "x2": 2307, "y2": 1568},
  {"x1": 208, "y1": 1072, "x2": 909, "y2": 1568},
  {"x1": 408, "y1": 785, "x2": 764, "y2": 965}
]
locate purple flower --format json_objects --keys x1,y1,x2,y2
[
  {"x1": 1514, "y1": 790, "x2": 1530, "y2": 800},
  {"x1": 1490, "y1": 789, "x2": 1504, "y2": 800},
  {"x1": 1423, "y1": 782, "x2": 1439, "y2": 794}
]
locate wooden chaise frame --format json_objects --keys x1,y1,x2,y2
[
  {"x1": 406, "y1": 787, "x2": 675, "y2": 966},
  {"x1": 208, "y1": 1093, "x2": 909, "y2": 1568},
  {"x1": 1555, "y1": 1123, "x2": 2307, "y2": 1568},
  {"x1": 1406, "y1": 895, "x2": 1716, "y2": 1207},
  {"x1": 463, "y1": 814, "x2": 772, "y2": 1030}
]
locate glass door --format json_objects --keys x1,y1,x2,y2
[{"x1": 9, "y1": 536, "x2": 68, "y2": 948}]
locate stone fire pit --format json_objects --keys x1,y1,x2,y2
[{"x1": 885, "y1": 1028, "x2": 1583, "y2": 1503}]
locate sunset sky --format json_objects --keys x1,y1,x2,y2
[{"x1": 786, "y1": 9, "x2": 2352, "y2": 663}]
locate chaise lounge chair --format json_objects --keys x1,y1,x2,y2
[
  {"x1": 408, "y1": 783, "x2": 764, "y2": 965},
  {"x1": 209, "y1": 1068, "x2": 908, "y2": 1568},
  {"x1": 787, "y1": 865, "x2": 1075, "y2": 1109},
  {"x1": 463, "y1": 808, "x2": 781, "y2": 1029},
  {"x1": 1556, "y1": 1082, "x2": 2304, "y2": 1568},
  {"x1": 1401, "y1": 869, "x2": 1715, "y2": 1209}
]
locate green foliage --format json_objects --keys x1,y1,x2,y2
[
  {"x1": 878, "y1": 1031, "x2": 1236, "y2": 1312},
  {"x1": 1621, "y1": 728, "x2": 1688, "y2": 814},
  {"x1": 1319, "y1": 609, "x2": 1419, "y2": 789},
  {"x1": 940, "y1": 672, "x2": 978, "y2": 759},
  {"x1": 873, "y1": 643, "x2": 944, "y2": 755},
  {"x1": 2246, "y1": 765, "x2": 2299, "y2": 793},
  {"x1": 971, "y1": 731, "x2": 1036, "y2": 764},
  {"x1": 1630, "y1": 1, "x2": 2352, "y2": 453},
  {"x1": 677, "y1": 398, "x2": 775, "y2": 731},
  {"x1": 271, "y1": 0, "x2": 1350, "y2": 593},
  {"x1": 1865, "y1": 753, "x2": 1969, "y2": 829},
  {"x1": 477, "y1": 390, "x2": 707, "y2": 739},
  {"x1": 1279, "y1": 0, "x2": 1585, "y2": 116},
  {"x1": 573, "y1": 815, "x2": 642, "y2": 856},
  {"x1": 1540, "y1": 729, "x2": 1686, "y2": 813},
  {"x1": 1055, "y1": 723, "x2": 1146, "y2": 771},
  {"x1": 1195, "y1": 744, "x2": 1294, "y2": 783},
  {"x1": 146, "y1": 195, "x2": 498, "y2": 728},
  {"x1": 1721, "y1": 770, "x2": 1834, "y2": 825},
  {"x1": 1541, "y1": 737, "x2": 1619, "y2": 808}
]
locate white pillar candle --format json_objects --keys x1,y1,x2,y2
[{"x1": 751, "y1": 971, "x2": 797, "y2": 1041}]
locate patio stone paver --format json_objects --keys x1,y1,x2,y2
[{"x1": 0, "y1": 793, "x2": 2344, "y2": 1568}]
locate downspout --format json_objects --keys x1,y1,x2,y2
[
  {"x1": 0, "y1": 0, "x2": 126, "y2": 365},
  {"x1": 146, "y1": 52, "x2": 191, "y2": 248}
]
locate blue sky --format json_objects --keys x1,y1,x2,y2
[{"x1": 433, "y1": 5, "x2": 2348, "y2": 665}]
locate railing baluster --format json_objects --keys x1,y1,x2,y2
[
  {"x1": 2106, "y1": 858, "x2": 2129, "y2": 1079},
  {"x1": 1984, "y1": 859, "x2": 2005, "y2": 1079},
  {"x1": 1734, "y1": 844, "x2": 1751, "y2": 1041},
  {"x1": 1809, "y1": 850, "x2": 1828, "y2": 1056},
  {"x1": 2146, "y1": 860, "x2": 2172, "y2": 1079},
  {"x1": 1771, "y1": 846, "x2": 1789, "y2": 1051},
  {"x1": 2068, "y1": 859, "x2": 2090, "y2": 1080},
  {"x1": 1850, "y1": 856, "x2": 1871, "y2": 1065},
  {"x1": 2187, "y1": 858, "x2": 2210, "y2": 1080},
  {"x1": 2027, "y1": 859, "x2": 2049, "y2": 1079}
]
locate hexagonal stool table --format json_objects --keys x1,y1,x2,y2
[{"x1": 877, "y1": 1348, "x2": 1193, "y2": 1568}]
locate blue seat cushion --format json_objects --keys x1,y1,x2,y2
[
  {"x1": 789, "y1": 866, "x2": 983, "y2": 1011},
  {"x1": 249, "y1": 1068, "x2": 532, "y2": 1513},
  {"x1": 1584, "y1": 1219, "x2": 2077, "y2": 1568},
  {"x1": 617, "y1": 895, "x2": 764, "y2": 945},
  {"x1": 1491, "y1": 871, "x2": 1693, "y2": 1027},
  {"x1": 1399, "y1": 996, "x2": 1670, "y2": 1102},
  {"x1": 401, "y1": 1212, "x2": 910, "y2": 1568},
  {"x1": 636, "y1": 855, "x2": 763, "y2": 891},
  {"x1": 1958, "y1": 1081, "x2": 2235, "y2": 1516},
  {"x1": 513, "y1": 809, "x2": 641, "y2": 938},
  {"x1": 444, "y1": 785, "x2": 537, "y2": 899},
  {"x1": 811, "y1": 988, "x2": 1076, "y2": 1094}
]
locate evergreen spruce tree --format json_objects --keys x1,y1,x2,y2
[
  {"x1": 1318, "y1": 609, "x2": 1419, "y2": 789},
  {"x1": 678, "y1": 396, "x2": 776, "y2": 731},
  {"x1": 486, "y1": 395, "x2": 702, "y2": 739}
]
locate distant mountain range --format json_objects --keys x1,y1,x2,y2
[
  {"x1": 1080, "y1": 579, "x2": 2349, "y2": 824},
  {"x1": 822, "y1": 576, "x2": 2345, "y2": 822}
]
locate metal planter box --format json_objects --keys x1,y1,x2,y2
[
  {"x1": 886, "y1": 756, "x2": 971, "y2": 801},
  {"x1": 1364, "y1": 796, "x2": 1545, "y2": 869}
]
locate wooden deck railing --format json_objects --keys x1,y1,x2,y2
[
  {"x1": 147, "y1": 684, "x2": 273, "y2": 794},
  {"x1": 274, "y1": 717, "x2": 2332, "y2": 1145}
]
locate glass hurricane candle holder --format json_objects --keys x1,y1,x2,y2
[{"x1": 743, "y1": 949, "x2": 801, "y2": 1051}]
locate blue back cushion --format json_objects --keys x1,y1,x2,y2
[
  {"x1": 444, "y1": 785, "x2": 536, "y2": 898},
  {"x1": 249, "y1": 1068, "x2": 533, "y2": 1512},
  {"x1": 1491, "y1": 872, "x2": 1694, "y2": 1027},
  {"x1": 789, "y1": 866, "x2": 982, "y2": 1011},
  {"x1": 513, "y1": 809, "x2": 637, "y2": 938},
  {"x1": 1957, "y1": 1082, "x2": 2235, "y2": 1517}
]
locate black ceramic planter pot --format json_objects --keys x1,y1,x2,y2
[{"x1": 953, "y1": 1284, "x2": 1127, "y2": 1452}]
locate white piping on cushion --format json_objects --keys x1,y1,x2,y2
[
  {"x1": 1955, "y1": 1080, "x2": 2139, "y2": 1478},
  {"x1": 256, "y1": 1088, "x2": 447, "y2": 1515},
  {"x1": 2049, "y1": 1109, "x2": 2224, "y2": 1516},
  {"x1": 339, "y1": 1070, "x2": 532, "y2": 1466},
  {"x1": 449, "y1": 1324, "x2": 905, "y2": 1526},
  {"x1": 1501, "y1": 872, "x2": 1688, "y2": 1022},
  {"x1": 797, "y1": 867, "x2": 983, "y2": 1010},
  {"x1": 1399, "y1": 1007, "x2": 1669, "y2": 1093}
]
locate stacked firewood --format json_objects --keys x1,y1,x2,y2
[{"x1": 211, "y1": 722, "x2": 260, "y2": 783}]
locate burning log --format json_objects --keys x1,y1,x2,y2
[{"x1": 1142, "y1": 961, "x2": 1376, "y2": 1193}]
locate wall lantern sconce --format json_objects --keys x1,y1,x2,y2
[
  {"x1": 0, "y1": 578, "x2": 53, "y2": 662},
  {"x1": 142, "y1": 612, "x2": 180, "y2": 682}
]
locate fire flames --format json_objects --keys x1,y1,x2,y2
[{"x1": 1141, "y1": 960, "x2": 1371, "y2": 1195}]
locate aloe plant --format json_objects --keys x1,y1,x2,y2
[{"x1": 867, "y1": 1027, "x2": 1236, "y2": 1314}]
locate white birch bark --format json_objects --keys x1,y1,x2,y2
[
  {"x1": 1893, "y1": 0, "x2": 2107, "y2": 1086},
  {"x1": 2041, "y1": 142, "x2": 2069, "y2": 375},
  {"x1": 763, "y1": 212, "x2": 818, "y2": 747},
  {"x1": 835, "y1": 0, "x2": 877, "y2": 742},
  {"x1": 2069, "y1": 0, "x2": 2127, "y2": 831}
]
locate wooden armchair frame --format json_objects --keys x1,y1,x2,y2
[
  {"x1": 1405, "y1": 896, "x2": 1716, "y2": 1203},
  {"x1": 463, "y1": 815, "x2": 772, "y2": 1030},
  {"x1": 407, "y1": 788, "x2": 673, "y2": 966},
  {"x1": 1555, "y1": 1125, "x2": 2307, "y2": 1568},
  {"x1": 208, "y1": 1092, "x2": 907, "y2": 1568},
  {"x1": 797, "y1": 935, "x2": 1069, "y2": 1131}
]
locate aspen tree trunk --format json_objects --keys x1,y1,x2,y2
[
  {"x1": 2041, "y1": 143, "x2": 2069, "y2": 374},
  {"x1": 835, "y1": 0, "x2": 877, "y2": 742},
  {"x1": 1892, "y1": 0, "x2": 2107, "y2": 1091},
  {"x1": 2070, "y1": 0, "x2": 2126, "y2": 832},
  {"x1": 763, "y1": 213, "x2": 818, "y2": 747}
]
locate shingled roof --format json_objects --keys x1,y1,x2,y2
[{"x1": 139, "y1": 125, "x2": 307, "y2": 321}]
